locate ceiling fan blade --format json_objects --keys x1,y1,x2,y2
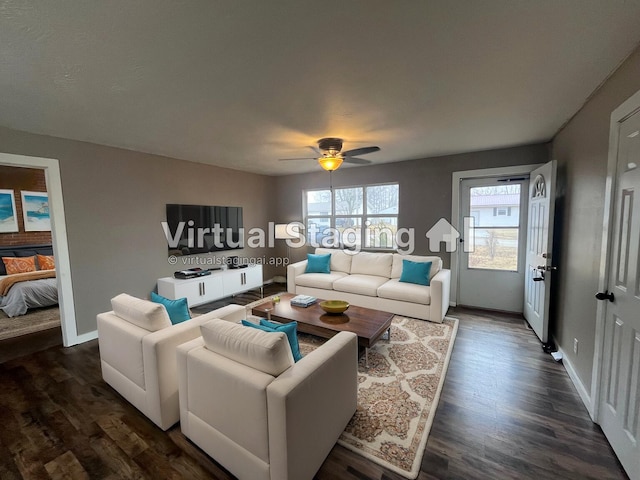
[
  {"x1": 341, "y1": 146, "x2": 380, "y2": 157},
  {"x1": 343, "y1": 157, "x2": 371, "y2": 165},
  {"x1": 278, "y1": 157, "x2": 316, "y2": 161}
]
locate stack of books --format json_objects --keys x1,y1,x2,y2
[{"x1": 290, "y1": 295, "x2": 317, "y2": 307}]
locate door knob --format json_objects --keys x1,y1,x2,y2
[{"x1": 595, "y1": 291, "x2": 615, "y2": 302}]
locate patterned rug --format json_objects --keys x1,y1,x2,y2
[
  {"x1": 299, "y1": 316, "x2": 457, "y2": 479},
  {"x1": 241, "y1": 298, "x2": 458, "y2": 479}
]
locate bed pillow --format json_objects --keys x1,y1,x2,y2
[
  {"x1": 37, "y1": 254, "x2": 56, "y2": 271},
  {"x1": 2, "y1": 256, "x2": 37, "y2": 275}
]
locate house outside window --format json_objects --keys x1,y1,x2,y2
[{"x1": 305, "y1": 183, "x2": 399, "y2": 249}]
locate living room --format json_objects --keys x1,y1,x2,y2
[{"x1": 1, "y1": 2, "x2": 640, "y2": 479}]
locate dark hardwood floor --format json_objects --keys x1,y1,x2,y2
[{"x1": 0, "y1": 290, "x2": 628, "y2": 479}]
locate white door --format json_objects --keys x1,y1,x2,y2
[
  {"x1": 598, "y1": 109, "x2": 640, "y2": 479},
  {"x1": 523, "y1": 160, "x2": 557, "y2": 343},
  {"x1": 459, "y1": 176, "x2": 529, "y2": 312}
]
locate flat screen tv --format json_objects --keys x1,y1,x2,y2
[{"x1": 165, "y1": 204, "x2": 243, "y2": 255}]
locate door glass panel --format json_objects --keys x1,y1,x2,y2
[{"x1": 468, "y1": 185, "x2": 521, "y2": 271}]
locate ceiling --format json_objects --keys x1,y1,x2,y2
[{"x1": 1, "y1": 1, "x2": 640, "y2": 176}]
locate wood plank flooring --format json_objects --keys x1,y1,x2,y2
[{"x1": 0, "y1": 296, "x2": 628, "y2": 479}]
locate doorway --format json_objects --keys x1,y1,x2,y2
[
  {"x1": 458, "y1": 176, "x2": 529, "y2": 312},
  {"x1": 0, "y1": 152, "x2": 77, "y2": 346},
  {"x1": 451, "y1": 164, "x2": 542, "y2": 310}
]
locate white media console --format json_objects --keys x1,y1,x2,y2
[{"x1": 157, "y1": 264, "x2": 263, "y2": 307}]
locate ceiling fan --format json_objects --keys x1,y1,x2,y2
[{"x1": 279, "y1": 137, "x2": 380, "y2": 171}]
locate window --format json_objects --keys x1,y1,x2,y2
[
  {"x1": 468, "y1": 185, "x2": 521, "y2": 271},
  {"x1": 305, "y1": 183, "x2": 399, "y2": 249}
]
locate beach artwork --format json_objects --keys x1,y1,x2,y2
[
  {"x1": 21, "y1": 191, "x2": 51, "y2": 232},
  {"x1": 0, "y1": 190, "x2": 19, "y2": 233}
]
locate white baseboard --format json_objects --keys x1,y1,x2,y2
[
  {"x1": 68, "y1": 329, "x2": 98, "y2": 346},
  {"x1": 450, "y1": 301, "x2": 457, "y2": 307},
  {"x1": 556, "y1": 343, "x2": 595, "y2": 421}
]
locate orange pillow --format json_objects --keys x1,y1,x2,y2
[
  {"x1": 2, "y1": 256, "x2": 37, "y2": 275},
  {"x1": 37, "y1": 254, "x2": 55, "y2": 271}
]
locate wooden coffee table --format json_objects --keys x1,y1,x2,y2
[{"x1": 251, "y1": 293, "x2": 394, "y2": 366}]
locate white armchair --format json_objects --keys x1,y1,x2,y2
[
  {"x1": 97, "y1": 293, "x2": 246, "y2": 430},
  {"x1": 177, "y1": 319, "x2": 358, "y2": 480}
]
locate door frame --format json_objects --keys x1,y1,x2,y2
[
  {"x1": 451, "y1": 164, "x2": 543, "y2": 306},
  {"x1": 592, "y1": 89, "x2": 640, "y2": 422},
  {"x1": 0, "y1": 152, "x2": 79, "y2": 346}
]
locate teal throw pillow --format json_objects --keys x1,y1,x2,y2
[
  {"x1": 150, "y1": 292, "x2": 191, "y2": 325},
  {"x1": 399, "y1": 259, "x2": 432, "y2": 286},
  {"x1": 305, "y1": 253, "x2": 331, "y2": 274},
  {"x1": 241, "y1": 319, "x2": 302, "y2": 362}
]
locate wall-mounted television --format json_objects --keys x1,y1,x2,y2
[{"x1": 165, "y1": 204, "x2": 243, "y2": 255}]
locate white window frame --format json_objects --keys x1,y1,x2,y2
[{"x1": 304, "y1": 182, "x2": 399, "y2": 250}]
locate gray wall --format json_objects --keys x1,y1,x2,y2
[
  {"x1": 274, "y1": 144, "x2": 549, "y2": 265},
  {"x1": 0, "y1": 126, "x2": 277, "y2": 335},
  {"x1": 551, "y1": 46, "x2": 640, "y2": 392}
]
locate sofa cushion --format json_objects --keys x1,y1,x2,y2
[
  {"x1": 241, "y1": 319, "x2": 302, "y2": 362},
  {"x1": 258, "y1": 319, "x2": 303, "y2": 362},
  {"x1": 295, "y1": 271, "x2": 347, "y2": 290},
  {"x1": 391, "y1": 254, "x2": 442, "y2": 280},
  {"x1": 201, "y1": 319, "x2": 294, "y2": 376},
  {"x1": 350, "y1": 251, "x2": 393, "y2": 277},
  {"x1": 150, "y1": 292, "x2": 191, "y2": 324},
  {"x1": 333, "y1": 274, "x2": 389, "y2": 296},
  {"x1": 377, "y1": 279, "x2": 432, "y2": 305},
  {"x1": 305, "y1": 253, "x2": 331, "y2": 274},
  {"x1": 315, "y1": 247, "x2": 353, "y2": 273},
  {"x1": 399, "y1": 259, "x2": 432, "y2": 286},
  {"x1": 111, "y1": 293, "x2": 172, "y2": 332}
]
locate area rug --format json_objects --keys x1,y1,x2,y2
[
  {"x1": 242, "y1": 297, "x2": 458, "y2": 478},
  {"x1": 297, "y1": 316, "x2": 458, "y2": 479},
  {"x1": 0, "y1": 306, "x2": 61, "y2": 340}
]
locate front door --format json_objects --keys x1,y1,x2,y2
[
  {"x1": 458, "y1": 176, "x2": 529, "y2": 312},
  {"x1": 598, "y1": 108, "x2": 640, "y2": 479},
  {"x1": 523, "y1": 160, "x2": 557, "y2": 344}
]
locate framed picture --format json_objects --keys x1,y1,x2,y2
[
  {"x1": 0, "y1": 189, "x2": 19, "y2": 233},
  {"x1": 21, "y1": 191, "x2": 51, "y2": 232}
]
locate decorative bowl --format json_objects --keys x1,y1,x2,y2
[{"x1": 319, "y1": 300, "x2": 349, "y2": 314}]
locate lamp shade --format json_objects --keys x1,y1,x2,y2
[
  {"x1": 275, "y1": 223, "x2": 298, "y2": 239},
  {"x1": 318, "y1": 156, "x2": 343, "y2": 172}
]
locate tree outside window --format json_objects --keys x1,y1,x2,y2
[{"x1": 305, "y1": 184, "x2": 399, "y2": 249}]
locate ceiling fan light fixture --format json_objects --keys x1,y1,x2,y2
[{"x1": 318, "y1": 156, "x2": 343, "y2": 171}]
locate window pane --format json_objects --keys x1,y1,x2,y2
[
  {"x1": 335, "y1": 187, "x2": 363, "y2": 215},
  {"x1": 366, "y1": 185, "x2": 399, "y2": 214},
  {"x1": 470, "y1": 185, "x2": 520, "y2": 227},
  {"x1": 365, "y1": 217, "x2": 398, "y2": 248},
  {"x1": 307, "y1": 217, "x2": 331, "y2": 244},
  {"x1": 336, "y1": 217, "x2": 362, "y2": 248},
  {"x1": 307, "y1": 190, "x2": 332, "y2": 216},
  {"x1": 468, "y1": 228, "x2": 519, "y2": 271}
]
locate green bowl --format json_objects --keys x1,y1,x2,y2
[{"x1": 319, "y1": 300, "x2": 349, "y2": 314}]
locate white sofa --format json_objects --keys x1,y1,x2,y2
[
  {"x1": 97, "y1": 293, "x2": 246, "y2": 430},
  {"x1": 288, "y1": 248, "x2": 450, "y2": 323},
  {"x1": 177, "y1": 319, "x2": 358, "y2": 480}
]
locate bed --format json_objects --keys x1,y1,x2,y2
[{"x1": 0, "y1": 244, "x2": 58, "y2": 318}]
